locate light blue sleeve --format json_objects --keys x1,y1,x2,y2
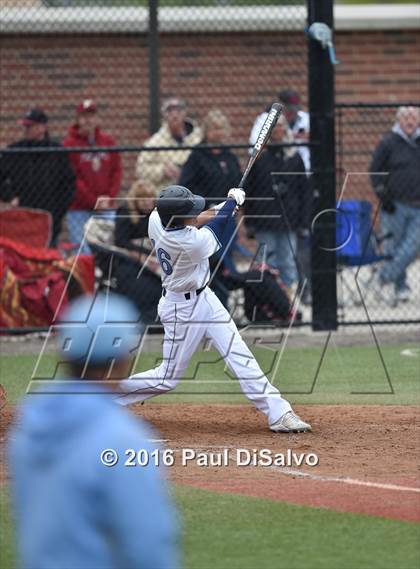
[{"x1": 102, "y1": 424, "x2": 180, "y2": 569}]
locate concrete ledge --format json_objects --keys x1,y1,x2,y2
[
  {"x1": 0, "y1": 4, "x2": 419, "y2": 35},
  {"x1": 335, "y1": 4, "x2": 420, "y2": 31}
]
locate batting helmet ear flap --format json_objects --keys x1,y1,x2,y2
[{"x1": 159, "y1": 214, "x2": 171, "y2": 228}]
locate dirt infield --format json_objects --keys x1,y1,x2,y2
[
  {"x1": 2, "y1": 403, "x2": 419, "y2": 522},
  {"x1": 137, "y1": 403, "x2": 420, "y2": 523}
]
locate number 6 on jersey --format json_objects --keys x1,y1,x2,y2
[{"x1": 151, "y1": 239, "x2": 173, "y2": 275}]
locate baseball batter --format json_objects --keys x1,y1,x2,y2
[{"x1": 118, "y1": 185, "x2": 311, "y2": 432}]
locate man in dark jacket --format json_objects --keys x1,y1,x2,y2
[
  {"x1": 179, "y1": 109, "x2": 242, "y2": 208},
  {"x1": 0, "y1": 108, "x2": 75, "y2": 246},
  {"x1": 370, "y1": 106, "x2": 420, "y2": 303},
  {"x1": 245, "y1": 116, "x2": 311, "y2": 289}
]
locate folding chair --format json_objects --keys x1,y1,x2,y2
[
  {"x1": 336, "y1": 200, "x2": 391, "y2": 310},
  {"x1": 0, "y1": 207, "x2": 52, "y2": 248}
]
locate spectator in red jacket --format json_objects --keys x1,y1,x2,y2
[{"x1": 64, "y1": 99, "x2": 122, "y2": 252}]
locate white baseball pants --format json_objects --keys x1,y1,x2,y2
[{"x1": 118, "y1": 287, "x2": 291, "y2": 425}]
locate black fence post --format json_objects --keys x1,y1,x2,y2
[
  {"x1": 148, "y1": 0, "x2": 160, "y2": 134},
  {"x1": 308, "y1": 0, "x2": 338, "y2": 331}
]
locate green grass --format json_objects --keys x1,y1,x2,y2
[
  {"x1": 2, "y1": 485, "x2": 419, "y2": 569},
  {"x1": 2, "y1": 343, "x2": 419, "y2": 568},
  {"x1": 177, "y1": 486, "x2": 420, "y2": 569},
  {"x1": 1, "y1": 343, "x2": 419, "y2": 406},
  {"x1": 0, "y1": 488, "x2": 15, "y2": 569}
]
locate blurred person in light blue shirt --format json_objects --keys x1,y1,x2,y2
[{"x1": 8, "y1": 293, "x2": 180, "y2": 569}]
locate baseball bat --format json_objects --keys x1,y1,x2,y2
[{"x1": 238, "y1": 102, "x2": 283, "y2": 189}]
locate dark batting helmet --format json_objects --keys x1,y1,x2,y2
[{"x1": 157, "y1": 185, "x2": 206, "y2": 225}]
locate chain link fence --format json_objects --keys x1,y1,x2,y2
[
  {"x1": 335, "y1": 103, "x2": 420, "y2": 326},
  {"x1": 0, "y1": 0, "x2": 312, "y2": 331},
  {"x1": 1, "y1": 1, "x2": 419, "y2": 332}
]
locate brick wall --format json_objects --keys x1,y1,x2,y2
[
  {"x1": 336, "y1": 30, "x2": 419, "y2": 100},
  {"x1": 334, "y1": 31, "x2": 420, "y2": 199},
  {"x1": 1, "y1": 29, "x2": 419, "y2": 192}
]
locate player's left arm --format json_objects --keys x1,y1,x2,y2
[
  {"x1": 191, "y1": 202, "x2": 227, "y2": 227},
  {"x1": 190, "y1": 187, "x2": 245, "y2": 228},
  {"x1": 187, "y1": 190, "x2": 245, "y2": 261},
  {"x1": 200, "y1": 191, "x2": 244, "y2": 242}
]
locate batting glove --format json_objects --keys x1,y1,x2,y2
[{"x1": 227, "y1": 188, "x2": 246, "y2": 206}]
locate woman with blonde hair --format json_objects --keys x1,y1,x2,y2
[
  {"x1": 113, "y1": 180, "x2": 162, "y2": 326},
  {"x1": 125, "y1": 179, "x2": 157, "y2": 225},
  {"x1": 244, "y1": 114, "x2": 311, "y2": 291}
]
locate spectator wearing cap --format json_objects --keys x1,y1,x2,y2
[
  {"x1": 135, "y1": 97, "x2": 202, "y2": 196},
  {"x1": 63, "y1": 99, "x2": 122, "y2": 252},
  {"x1": 249, "y1": 88, "x2": 310, "y2": 172},
  {"x1": 0, "y1": 108, "x2": 75, "y2": 245},
  {"x1": 8, "y1": 293, "x2": 179, "y2": 569}
]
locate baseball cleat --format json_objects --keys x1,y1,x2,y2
[{"x1": 270, "y1": 411, "x2": 312, "y2": 433}]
